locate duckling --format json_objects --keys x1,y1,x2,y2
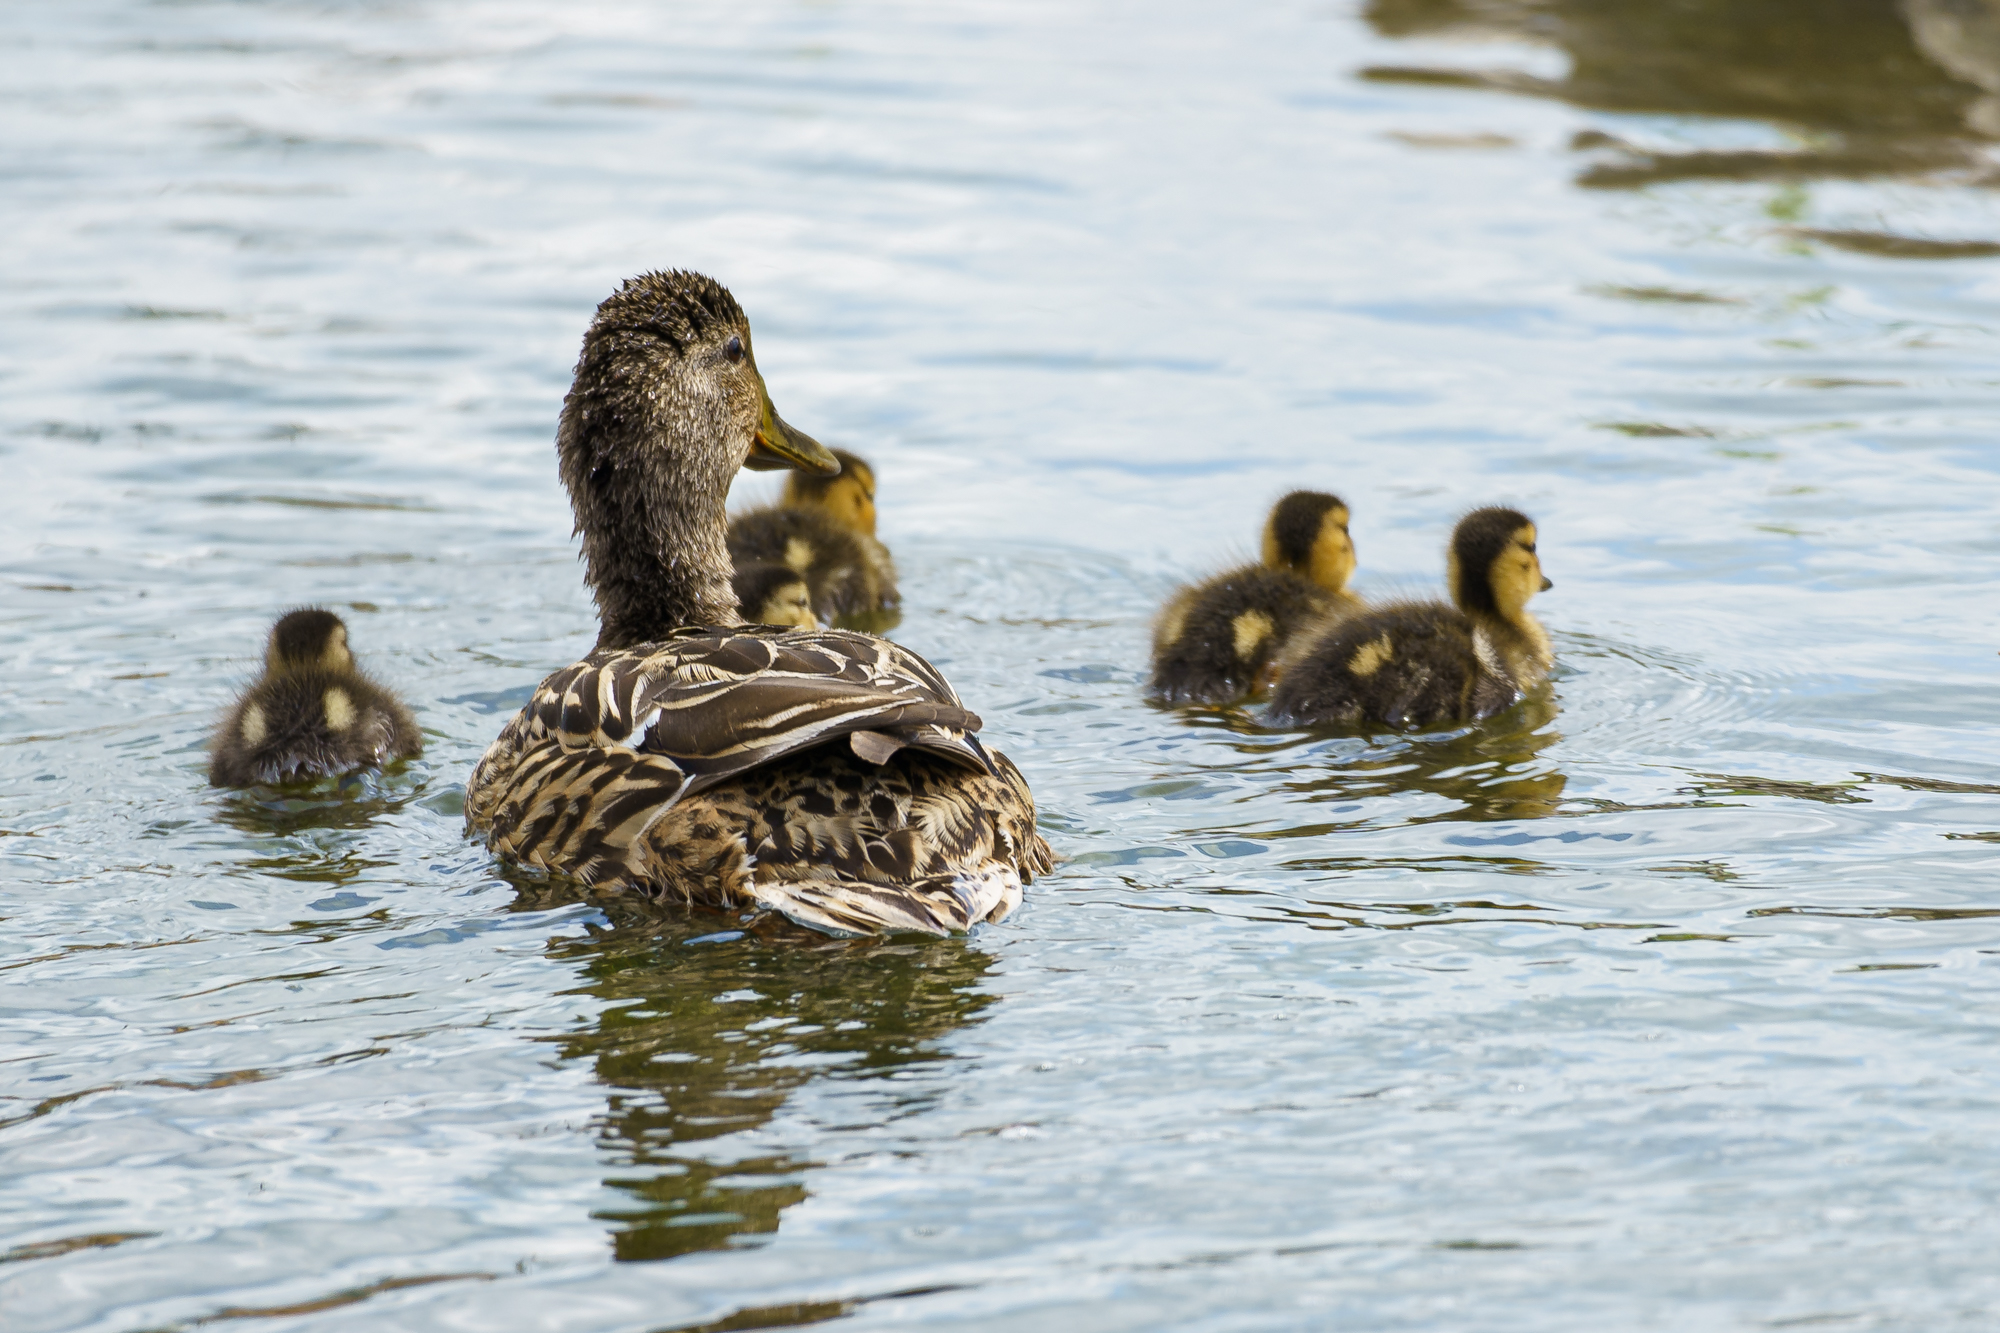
[
  {"x1": 784, "y1": 447, "x2": 879, "y2": 534},
  {"x1": 732, "y1": 561, "x2": 818, "y2": 629},
  {"x1": 209, "y1": 609, "x2": 422, "y2": 786},
  {"x1": 466, "y1": 271, "x2": 1049, "y2": 937},
  {"x1": 1266, "y1": 506, "x2": 1553, "y2": 729},
  {"x1": 727, "y1": 447, "x2": 899, "y2": 624},
  {"x1": 1148, "y1": 490, "x2": 1363, "y2": 704}
]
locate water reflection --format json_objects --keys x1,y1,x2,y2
[
  {"x1": 1364, "y1": 0, "x2": 2000, "y2": 182},
  {"x1": 208, "y1": 766, "x2": 429, "y2": 839},
  {"x1": 522, "y1": 893, "x2": 997, "y2": 1263},
  {"x1": 1267, "y1": 690, "x2": 1566, "y2": 824}
]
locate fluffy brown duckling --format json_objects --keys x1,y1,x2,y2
[
  {"x1": 731, "y1": 561, "x2": 818, "y2": 629},
  {"x1": 1266, "y1": 506, "x2": 1553, "y2": 729},
  {"x1": 727, "y1": 447, "x2": 899, "y2": 624},
  {"x1": 1148, "y1": 490, "x2": 1363, "y2": 704},
  {"x1": 209, "y1": 609, "x2": 422, "y2": 786}
]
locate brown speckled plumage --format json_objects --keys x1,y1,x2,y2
[{"x1": 466, "y1": 271, "x2": 1048, "y2": 935}]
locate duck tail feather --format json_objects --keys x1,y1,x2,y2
[{"x1": 748, "y1": 866, "x2": 1023, "y2": 937}]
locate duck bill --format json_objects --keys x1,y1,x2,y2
[
  {"x1": 745, "y1": 379, "x2": 840, "y2": 474},
  {"x1": 1540, "y1": 576, "x2": 1554, "y2": 591}
]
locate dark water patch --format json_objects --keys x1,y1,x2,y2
[
  {"x1": 1840, "y1": 963, "x2": 1940, "y2": 972},
  {"x1": 1780, "y1": 228, "x2": 2000, "y2": 260},
  {"x1": 1364, "y1": 0, "x2": 1985, "y2": 136},
  {"x1": 0, "y1": 1231, "x2": 158, "y2": 1265},
  {"x1": 1678, "y1": 771, "x2": 1868, "y2": 805},
  {"x1": 1384, "y1": 130, "x2": 1516, "y2": 150},
  {"x1": 1575, "y1": 142, "x2": 1981, "y2": 190},
  {"x1": 1751, "y1": 905, "x2": 2000, "y2": 923},
  {"x1": 1594, "y1": 421, "x2": 1720, "y2": 437},
  {"x1": 538, "y1": 910, "x2": 997, "y2": 1263},
  {"x1": 200, "y1": 492, "x2": 440, "y2": 513},
  {"x1": 656, "y1": 1285, "x2": 969, "y2": 1333},
  {"x1": 1588, "y1": 285, "x2": 1743, "y2": 306},
  {"x1": 197, "y1": 1272, "x2": 497, "y2": 1322}
]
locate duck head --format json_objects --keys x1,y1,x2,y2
[
  {"x1": 558, "y1": 271, "x2": 839, "y2": 649},
  {"x1": 265, "y1": 608, "x2": 353, "y2": 677},
  {"x1": 732, "y1": 560, "x2": 819, "y2": 630},
  {"x1": 784, "y1": 447, "x2": 878, "y2": 536},
  {"x1": 1261, "y1": 490, "x2": 1356, "y2": 595},
  {"x1": 1447, "y1": 507, "x2": 1552, "y2": 624}
]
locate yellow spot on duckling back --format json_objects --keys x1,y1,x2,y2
[
  {"x1": 782, "y1": 538, "x2": 814, "y2": 573},
  {"x1": 1348, "y1": 634, "x2": 1395, "y2": 677},
  {"x1": 1232, "y1": 610, "x2": 1276, "y2": 660},
  {"x1": 240, "y1": 703, "x2": 267, "y2": 746},
  {"x1": 323, "y1": 687, "x2": 356, "y2": 732}
]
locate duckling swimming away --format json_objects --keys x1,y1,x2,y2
[
  {"x1": 209, "y1": 609, "x2": 422, "y2": 786},
  {"x1": 1148, "y1": 490, "x2": 1363, "y2": 705},
  {"x1": 727, "y1": 447, "x2": 899, "y2": 625},
  {"x1": 1266, "y1": 506, "x2": 1553, "y2": 729},
  {"x1": 732, "y1": 561, "x2": 818, "y2": 629},
  {"x1": 466, "y1": 271, "x2": 1049, "y2": 937}
]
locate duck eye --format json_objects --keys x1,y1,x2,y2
[
  {"x1": 1521, "y1": 542, "x2": 1536, "y2": 554},
  {"x1": 723, "y1": 336, "x2": 744, "y2": 364}
]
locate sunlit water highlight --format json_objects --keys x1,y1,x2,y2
[{"x1": 5, "y1": 1, "x2": 2000, "y2": 1329}]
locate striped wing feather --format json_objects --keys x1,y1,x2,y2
[{"x1": 466, "y1": 626, "x2": 1049, "y2": 935}]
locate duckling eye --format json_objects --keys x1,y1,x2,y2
[
  {"x1": 1521, "y1": 542, "x2": 1537, "y2": 554},
  {"x1": 723, "y1": 336, "x2": 744, "y2": 364}
]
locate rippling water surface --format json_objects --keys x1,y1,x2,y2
[{"x1": 7, "y1": 2, "x2": 2000, "y2": 1329}]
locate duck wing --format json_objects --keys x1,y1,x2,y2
[{"x1": 502, "y1": 625, "x2": 994, "y2": 797}]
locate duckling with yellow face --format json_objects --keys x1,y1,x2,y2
[
  {"x1": 209, "y1": 609, "x2": 423, "y2": 786},
  {"x1": 731, "y1": 561, "x2": 819, "y2": 629},
  {"x1": 1148, "y1": 490, "x2": 1364, "y2": 705},
  {"x1": 1266, "y1": 506, "x2": 1553, "y2": 729},
  {"x1": 727, "y1": 447, "x2": 899, "y2": 625}
]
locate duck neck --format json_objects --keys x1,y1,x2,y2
[
  {"x1": 561, "y1": 420, "x2": 743, "y2": 653},
  {"x1": 1471, "y1": 608, "x2": 1552, "y2": 684}
]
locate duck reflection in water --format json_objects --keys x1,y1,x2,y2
[
  {"x1": 1365, "y1": 0, "x2": 2000, "y2": 184},
  {"x1": 517, "y1": 888, "x2": 997, "y2": 1263},
  {"x1": 1268, "y1": 690, "x2": 1567, "y2": 824}
]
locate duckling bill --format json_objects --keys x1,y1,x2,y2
[
  {"x1": 1149, "y1": 490, "x2": 1363, "y2": 704},
  {"x1": 1267, "y1": 507, "x2": 1553, "y2": 729},
  {"x1": 728, "y1": 447, "x2": 899, "y2": 625},
  {"x1": 209, "y1": 609, "x2": 421, "y2": 786}
]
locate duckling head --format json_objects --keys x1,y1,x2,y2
[
  {"x1": 1447, "y1": 507, "x2": 1552, "y2": 623},
  {"x1": 732, "y1": 561, "x2": 818, "y2": 629},
  {"x1": 264, "y1": 608, "x2": 353, "y2": 677},
  {"x1": 1260, "y1": 490, "x2": 1355, "y2": 594},
  {"x1": 557, "y1": 270, "x2": 841, "y2": 646},
  {"x1": 783, "y1": 448, "x2": 877, "y2": 536}
]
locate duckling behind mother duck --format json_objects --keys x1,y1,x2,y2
[{"x1": 465, "y1": 272, "x2": 1049, "y2": 937}]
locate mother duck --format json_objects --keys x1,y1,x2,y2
[{"x1": 466, "y1": 271, "x2": 1050, "y2": 935}]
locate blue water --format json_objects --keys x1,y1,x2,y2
[{"x1": 7, "y1": 2, "x2": 2000, "y2": 1329}]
